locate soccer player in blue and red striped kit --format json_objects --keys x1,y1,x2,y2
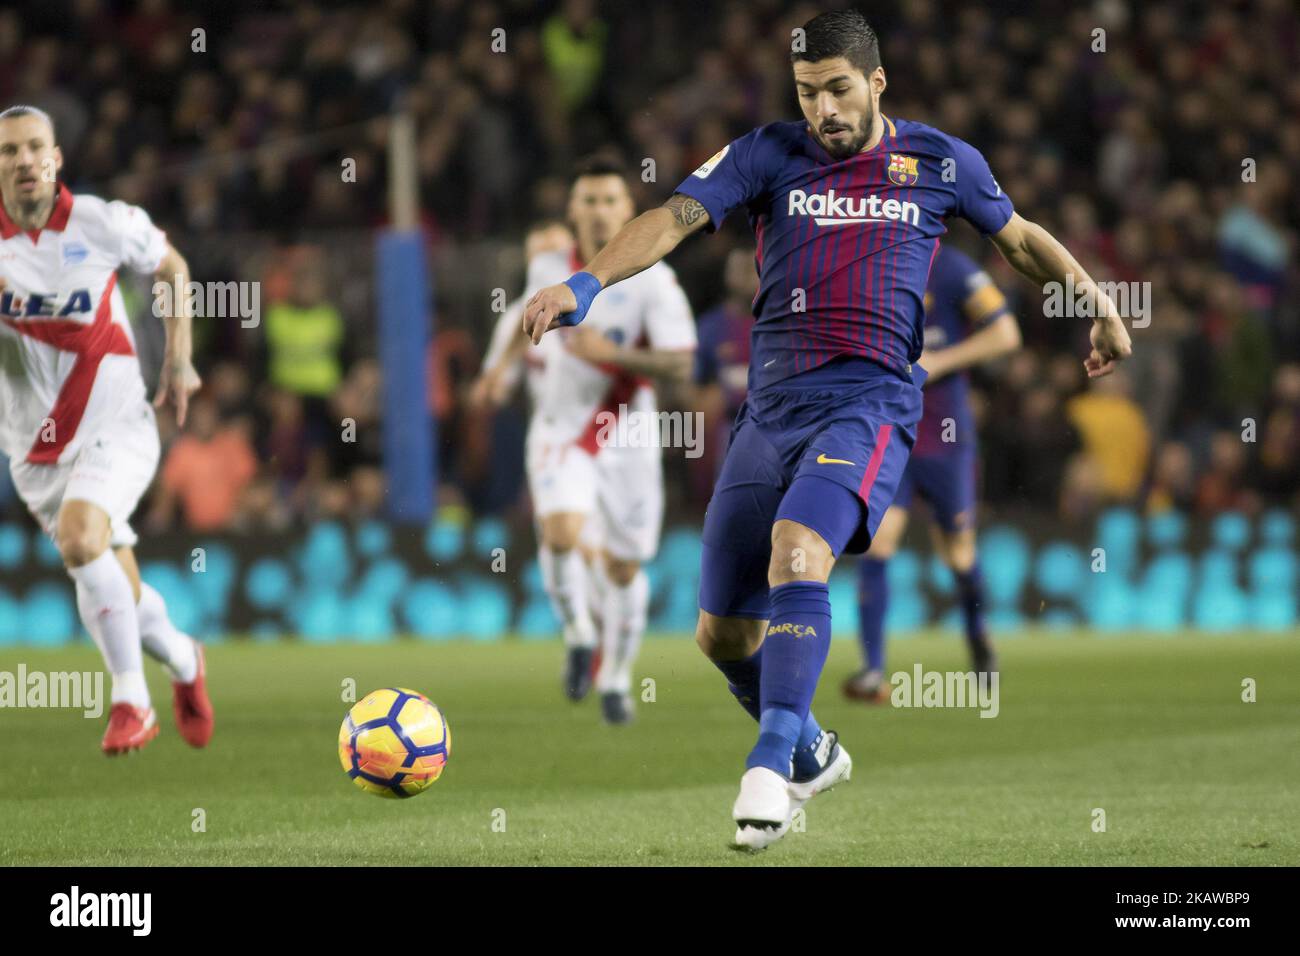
[
  {"x1": 843, "y1": 242, "x2": 1022, "y2": 703},
  {"x1": 523, "y1": 10, "x2": 1131, "y2": 850}
]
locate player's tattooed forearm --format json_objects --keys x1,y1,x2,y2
[{"x1": 665, "y1": 193, "x2": 707, "y2": 229}]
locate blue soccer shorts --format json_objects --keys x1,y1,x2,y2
[
  {"x1": 890, "y1": 448, "x2": 979, "y2": 533},
  {"x1": 699, "y1": 360, "x2": 922, "y2": 620}
]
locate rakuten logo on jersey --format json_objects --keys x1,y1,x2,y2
[{"x1": 787, "y1": 189, "x2": 920, "y2": 227}]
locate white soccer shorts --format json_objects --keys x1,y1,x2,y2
[
  {"x1": 9, "y1": 402, "x2": 161, "y2": 549},
  {"x1": 526, "y1": 437, "x2": 664, "y2": 563}
]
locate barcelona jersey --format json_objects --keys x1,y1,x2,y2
[
  {"x1": 912, "y1": 243, "x2": 1011, "y2": 456},
  {"x1": 675, "y1": 116, "x2": 1013, "y2": 393}
]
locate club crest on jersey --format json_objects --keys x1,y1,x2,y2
[
  {"x1": 60, "y1": 241, "x2": 89, "y2": 266},
  {"x1": 887, "y1": 153, "x2": 920, "y2": 186},
  {"x1": 692, "y1": 145, "x2": 729, "y2": 179}
]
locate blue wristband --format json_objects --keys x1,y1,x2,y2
[{"x1": 560, "y1": 271, "x2": 603, "y2": 326}]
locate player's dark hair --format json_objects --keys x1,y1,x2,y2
[
  {"x1": 0, "y1": 104, "x2": 57, "y2": 139},
  {"x1": 571, "y1": 152, "x2": 630, "y2": 183},
  {"x1": 792, "y1": 9, "x2": 881, "y2": 75},
  {"x1": 526, "y1": 218, "x2": 568, "y2": 236}
]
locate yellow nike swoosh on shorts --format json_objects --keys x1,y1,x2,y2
[{"x1": 816, "y1": 453, "x2": 855, "y2": 466}]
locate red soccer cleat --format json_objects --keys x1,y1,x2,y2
[
  {"x1": 842, "y1": 670, "x2": 892, "y2": 704},
  {"x1": 173, "y1": 641, "x2": 214, "y2": 748},
  {"x1": 102, "y1": 703, "x2": 160, "y2": 755}
]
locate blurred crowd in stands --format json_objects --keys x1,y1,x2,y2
[{"x1": 0, "y1": 0, "x2": 1296, "y2": 535}]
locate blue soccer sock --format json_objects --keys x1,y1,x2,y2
[
  {"x1": 791, "y1": 712, "x2": 826, "y2": 780},
  {"x1": 713, "y1": 648, "x2": 762, "y2": 721},
  {"x1": 857, "y1": 556, "x2": 888, "y2": 672},
  {"x1": 747, "y1": 581, "x2": 833, "y2": 777},
  {"x1": 713, "y1": 648, "x2": 825, "y2": 775},
  {"x1": 955, "y1": 563, "x2": 989, "y2": 652}
]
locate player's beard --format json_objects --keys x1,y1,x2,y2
[
  {"x1": 6, "y1": 186, "x2": 54, "y2": 230},
  {"x1": 816, "y1": 104, "x2": 875, "y2": 160}
]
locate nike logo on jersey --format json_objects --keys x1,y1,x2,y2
[{"x1": 816, "y1": 453, "x2": 855, "y2": 466}]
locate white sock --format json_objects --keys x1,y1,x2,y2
[
  {"x1": 585, "y1": 552, "x2": 607, "y2": 627},
  {"x1": 71, "y1": 551, "x2": 149, "y2": 709},
  {"x1": 538, "y1": 545, "x2": 596, "y2": 649},
  {"x1": 137, "y1": 582, "x2": 199, "y2": 683},
  {"x1": 593, "y1": 560, "x2": 616, "y2": 690},
  {"x1": 596, "y1": 569, "x2": 649, "y2": 695}
]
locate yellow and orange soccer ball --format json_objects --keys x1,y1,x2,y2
[{"x1": 338, "y1": 688, "x2": 451, "y2": 798}]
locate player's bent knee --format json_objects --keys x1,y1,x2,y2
[
  {"x1": 768, "y1": 519, "x2": 834, "y2": 585},
  {"x1": 866, "y1": 536, "x2": 898, "y2": 560},
  {"x1": 867, "y1": 507, "x2": 908, "y2": 559},
  {"x1": 55, "y1": 502, "x2": 111, "y2": 568},
  {"x1": 941, "y1": 529, "x2": 978, "y2": 572},
  {"x1": 58, "y1": 533, "x2": 110, "y2": 569},
  {"x1": 695, "y1": 611, "x2": 766, "y2": 661},
  {"x1": 539, "y1": 512, "x2": 586, "y2": 553},
  {"x1": 603, "y1": 555, "x2": 640, "y2": 587}
]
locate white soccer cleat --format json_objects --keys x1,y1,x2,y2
[
  {"x1": 788, "y1": 730, "x2": 852, "y2": 813},
  {"x1": 732, "y1": 766, "x2": 793, "y2": 851}
]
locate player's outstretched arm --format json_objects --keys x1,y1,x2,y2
[
  {"x1": 566, "y1": 326, "x2": 694, "y2": 383},
  {"x1": 920, "y1": 314, "x2": 1021, "y2": 384},
  {"x1": 989, "y1": 212, "x2": 1132, "y2": 378},
  {"x1": 521, "y1": 194, "x2": 710, "y2": 344},
  {"x1": 469, "y1": 300, "x2": 528, "y2": 409},
  {"x1": 151, "y1": 243, "x2": 202, "y2": 427}
]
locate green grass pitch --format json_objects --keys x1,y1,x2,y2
[{"x1": 1, "y1": 634, "x2": 1297, "y2": 866}]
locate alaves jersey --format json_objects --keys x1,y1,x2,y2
[
  {"x1": 525, "y1": 246, "x2": 696, "y2": 450},
  {"x1": 0, "y1": 184, "x2": 167, "y2": 465}
]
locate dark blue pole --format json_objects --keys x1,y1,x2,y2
[{"x1": 376, "y1": 230, "x2": 435, "y2": 524}]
